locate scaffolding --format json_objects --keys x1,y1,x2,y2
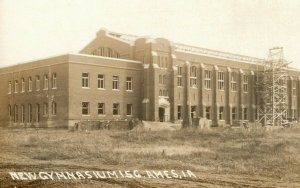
[{"x1": 256, "y1": 47, "x2": 289, "y2": 126}]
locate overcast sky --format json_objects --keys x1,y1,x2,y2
[{"x1": 0, "y1": 0, "x2": 300, "y2": 69}]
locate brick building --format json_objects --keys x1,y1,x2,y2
[{"x1": 0, "y1": 29, "x2": 299, "y2": 128}]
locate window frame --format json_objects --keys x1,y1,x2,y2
[
  {"x1": 126, "y1": 104, "x2": 133, "y2": 116},
  {"x1": 190, "y1": 66, "x2": 197, "y2": 88},
  {"x1": 82, "y1": 102, "x2": 90, "y2": 115},
  {"x1": 113, "y1": 103, "x2": 120, "y2": 115},
  {"x1": 8, "y1": 81, "x2": 12, "y2": 94},
  {"x1": 126, "y1": 77, "x2": 133, "y2": 91},
  {"x1": 82, "y1": 72, "x2": 90, "y2": 88},
  {"x1": 52, "y1": 73, "x2": 57, "y2": 89},
  {"x1": 112, "y1": 75, "x2": 119, "y2": 90},
  {"x1": 36, "y1": 75, "x2": 40, "y2": 91},
  {"x1": 97, "y1": 103, "x2": 105, "y2": 115},
  {"x1": 204, "y1": 70, "x2": 212, "y2": 90},
  {"x1": 21, "y1": 78, "x2": 25, "y2": 93},
  {"x1": 219, "y1": 106, "x2": 224, "y2": 120},
  {"x1": 97, "y1": 74, "x2": 105, "y2": 89},
  {"x1": 243, "y1": 75, "x2": 249, "y2": 93},
  {"x1": 230, "y1": 72, "x2": 237, "y2": 92},
  {"x1": 28, "y1": 77, "x2": 32, "y2": 92},
  {"x1": 52, "y1": 102, "x2": 57, "y2": 115},
  {"x1": 14, "y1": 80, "x2": 18, "y2": 93},
  {"x1": 218, "y1": 71, "x2": 225, "y2": 91}
]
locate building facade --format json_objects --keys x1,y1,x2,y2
[{"x1": 0, "y1": 29, "x2": 299, "y2": 128}]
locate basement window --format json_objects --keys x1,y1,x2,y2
[
  {"x1": 113, "y1": 103, "x2": 119, "y2": 115},
  {"x1": 82, "y1": 102, "x2": 89, "y2": 115},
  {"x1": 219, "y1": 106, "x2": 224, "y2": 120},
  {"x1": 127, "y1": 104, "x2": 132, "y2": 116}
]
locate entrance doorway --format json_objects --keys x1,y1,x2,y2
[{"x1": 159, "y1": 107, "x2": 165, "y2": 122}]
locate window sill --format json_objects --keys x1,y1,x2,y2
[
  {"x1": 112, "y1": 89, "x2": 120, "y2": 91},
  {"x1": 43, "y1": 89, "x2": 48, "y2": 91},
  {"x1": 82, "y1": 87, "x2": 90, "y2": 89},
  {"x1": 126, "y1": 90, "x2": 133, "y2": 92},
  {"x1": 82, "y1": 114, "x2": 91, "y2": 116},
  {"x1": 97, "y1": 88, "x2": 106, "y2": 90},
  {"x1": 52, "y1": 87, "x2": 57, "y2": 90},
  {"x1": 98, "y1": 114, "x2": 106, "y2": 116}
]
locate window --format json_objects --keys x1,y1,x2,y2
[
  {"x1": 218, "y1": 71, "x2": 225, "y2": 90},
  {"x1": 243, "y1": 75, "x2": 248, "y2": 92},
  {"x1": 98, "y1": 103, "x2": 105, "y2": 115},
  {"x1": 163, "y1": 75, "x2": 166, "y2": 84},
  {"x1": 205, "y1": 107, "x2": 211, "y2": 119},
  {"x1": 204, "y1": 70, "x2": 212, "y2": 89},
  {"x1": 219, "y1": 107, "x2": 224, "y2": 120},
  {"x1": 36, "y1": 76, "x2": 40, "y2": 91},
  {"x1": 113, "y1": 103, "x2": 119, "y2": 115},
  {"x1": 177, "y1": 66, "x2": 183, "y2": 86},
  {"x1": 82, "y1": 73, "x2": 89, "y2": 88},
  {"x1": 8, "y1": 81, "x2": 12, "y2": 94},
  {"x1": 160, "y1": 57, "x2": 164, "y2": 68},
  {"x1": 82, "y1": 102, "x2": 89, "y2": 115},
  {"x1": 21, "y1": 105, "x2": 25, "y2": 123},
  {"x1": 243, "y1": 108, "x2": 248, "y2": 120},
  {"x1": 190, "y1": 66, "x2": 197, "y2": 87},
  {"x1": 158, "y1": 56, "x2": 161, "y2": 67},
  {"x1": 159, "y1": 75, "x2": 162, "y2": 84},
  {"x1": 230, "y1": 72, "x2": 237, "y2": 91},
  {"x1": 52, "y1": 73, "x2": 57, "y2": 89},
  {"x1": 292, "y1": 80, "x2": 297, "y2": 96},
  {"x1": 159, "y1": 90, "x2": 162, "y2": 96},
  {"x1": 112, "y1": 76, "x2": 119, "y2": 90},
  {"x1": 14, "y1": 105, "x2": 18, "y2": 122},
  {"x1": 21, "y1": 78, "x2": 25, "y2": 92},
  {"x1": 35, "y1": 103, "x2": 40, "y2": 122},
  {"x1": 232, "y1": 107, "x2": 236, "y2": 120},
  {"x1": 98, "y1": 74, "x2": 105, "y2": 89},
  {"x1": 28, "y1": 104, "x2": 32, "y2": 123},
  {"x1": 52, "y1": 102, "x2": 57, "y2": 115},
  {"x1": 191, "y1": 106, "x2": 196, "y2": 119},
  {"x1": 28, "y1": 77, "x2": 32, "y2": 92},
  {"x1": 177, "y1": 105, "x2": 182, "y2": 119},
  {"x1": 126, "y1": 77, "x2": 132, "y2": 91},
  {"x1": 8, "y1": 105, "x2": 11, "y2": 117},
  {"x1": 43, "y1": 103, "x2": 48, "y2": 116},
  {"x1": 43, "y1": 75, "x2": 48, "y2": 90},
  {"x1": 14, "y1": 80, "x2": 18, "y2": 93},
  {"x1": 127, "y1": 104, "x2": 132, "y2": 116},
  {"x1": 292, "y1": 109, "x2": 296, "y2": 119}
]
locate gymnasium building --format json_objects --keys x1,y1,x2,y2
[{"x1": 0, "y1": 29, "x2": 299, "y2": 128}]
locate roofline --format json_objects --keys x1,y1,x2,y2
[
  {"x1": 0, "y1": 53, "x2": 70, "y2": 69},
  {"x1": 0, "y1": 52, "x2": 142, "y2": 70},
  {"x1": 69, "y1": 53, "x2": 142, "y2": 64}
]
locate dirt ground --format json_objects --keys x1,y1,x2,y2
[{"x1": 0, "y1": 125, "x2": 300, "y2": 187}]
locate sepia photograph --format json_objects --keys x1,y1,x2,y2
[{"x1": 0, "y1": 0, "x2": 300, "y2": 187}]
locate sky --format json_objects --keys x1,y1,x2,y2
[{"x1": 0, "y1": 0, "x2": 300, "y2": 69}]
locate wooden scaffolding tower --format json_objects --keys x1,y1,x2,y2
[{"x1": 256, "y1": 47, "x2": 289, "y2": 126}]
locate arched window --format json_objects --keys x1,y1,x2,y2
[
  {"x1": 14, "y1": 104, "x2": 18, "y2": 122},
  {"x1": 163, "y1": 75, "x2": 166, "y2": 84},
  {"x1": 92, "y1": 47, "x2": 120, "y2": 58},
  {"x1": 52, "y1": 102, "x2": 57, "y2": 115}
]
